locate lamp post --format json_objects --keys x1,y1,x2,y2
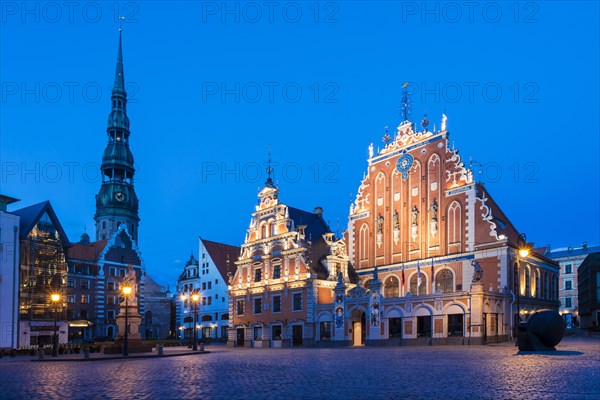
[
  {"x1": 191, "y1": 293, "x2": 200, "y2": 351},
  {"x1": 515, "y1": 233, "x2": 530, "y2": 342},
  {"x1": 122, "y1": 285, "x2": 132, "y2": 356},
  {"x1": 50, "y1": 293, "x2": 60, "y2": 357}
]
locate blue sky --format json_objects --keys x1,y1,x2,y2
[{"x1": 2, "y1": 1, "x2": 599, "y2": 286}]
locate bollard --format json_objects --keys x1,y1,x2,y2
[
  {"x1": 83, "y1": 348, "x2": 90, "y2": 360},
  {"x1": 157, "y1": 345, "x2": 164, "y2": 356},
  {"x1": 38, "y1": 349, "x2": 45, "y2": 360}
]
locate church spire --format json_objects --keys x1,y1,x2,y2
[{"x1": 95, "y1": 29, "x2": 140, "y2": 243}]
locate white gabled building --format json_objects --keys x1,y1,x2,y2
[
  {"x1": 0, "y1": 195, "x2": 20, "y2": 350},
  {"x1": 176, "y1": 238, "x2": 239, "y2": 341}
]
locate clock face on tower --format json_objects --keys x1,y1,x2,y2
[{"x1": 115, "y1": 191, "x2": 126, "y2": 202}]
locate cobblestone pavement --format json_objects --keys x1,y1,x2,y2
[{"x1": 1, "y1": 337, "x2": 599, "y2": 400}]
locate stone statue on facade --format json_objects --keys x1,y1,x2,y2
[
  {"x1": 411, "y1": 206, "x2": 419, "y2": 226},
  {"x1": 471, "y1": 260, "x2": 483, "y2": 283}
]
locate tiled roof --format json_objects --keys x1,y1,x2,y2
[
  {"x1": 68, "y1": 240, "x2": 108, "y2": 261},
  {"x1": 288, "y1": 206, "x2": 331, "y2": 240},
  {"x1": 10, "y1": 200, "x2": 70, "y2": 247},
  {"x1": 202, "y1": 239, "x2": 240, "y2": 281}
]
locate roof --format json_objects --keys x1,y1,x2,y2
[
  {"x1": 201, "y1": 238, "x2": 240, "y2": 281},
  {"x1": 68, "y1": 240, "x2": 108, "y2": 261},
  {"x1": 288, "y1": 206, "x2": 331, "y2": 241},
  {"x1": 547, "y1": 245, "x2": 600, "y2": 260},
  {"x1": 10, "y1": 201, "x2": 70, "y2": 247}
]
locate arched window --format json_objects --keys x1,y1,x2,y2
[
  {"x1": 410, "y1": 273, "x2": 427, "y2": 295},
  {"x1": 435, "y1": 269, "x2": 454, "y2": 293},
  {"x1": 359, "y1": 224, "x2": 369, "y2": 261},
  {"x1": 201, "y1": 315, "x2": 213, "y2": 322},
  {"x1": 260, "y1": 223, "x2": 267, "y2": 239},
  {"x1": 447, "y1": 202, "x2": 462, "y2": 250},
  {"x1": 384, "y1": 276, "x2": 399, "y2": 298},
  {"x1": 269, "y1": 221, "x2": 276, "y2": 236}
]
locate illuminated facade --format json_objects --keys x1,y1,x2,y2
[
  {"x1": 228, "y1": 176, "x2": 355, "y2": 347},
  {"x1": 343, "y1": 116, "x2": 560, "y2": 345},
  {"x1": 229, "y1": 113, "x2": 561, "y2": 347}
]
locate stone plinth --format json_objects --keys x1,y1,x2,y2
[{"x1": 104, "y1": 303, "x2": 152, "y2": 354}]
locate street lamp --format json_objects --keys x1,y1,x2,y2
[
  {"x1": 191, "y1": 293, "x2": 200, "y2": 351},
  {"x1": 122, "y1": 285, "x2": 132, "y2": 356},
  {"x1": 515, "y1": 233, "x2": 530, "y2": 342},
  {"x1": 50, "y1": 293, "x2": 60, "y2": 357}
]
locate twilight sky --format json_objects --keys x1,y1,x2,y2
[{"x1": 2, "y1": 1, "x2": 598, "y2": 287}]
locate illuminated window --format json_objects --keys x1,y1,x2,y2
[
  {"x1": 80, "y1": 295, "x2": 90, "y2": 304},
  {"x1": 384, "y1": 276, "x2": 399, "y2": 298},
  {"x1": 410, "y1": 273, "x2": 427, "y2": 295},
  {"x1": 435, "y1": 269, "x2": 454, "y2": 293}
]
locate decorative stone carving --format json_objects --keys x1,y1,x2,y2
[
  {"x1": 347, "y1": 285, "x2": 368, "y2": 298},
  {"x1": 471, "y1": 260, "x2": 483, "y2": 283}
]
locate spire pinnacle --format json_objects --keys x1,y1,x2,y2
[
  {"x1": 265, "y1": 145, "x2": 275, "y2": 188},
  {"x1": 113, "y1": 29, "x2": 125, "y2": 93},
  {"x1": 401, "y1": 82, "x2": 411, "y2": 122}
]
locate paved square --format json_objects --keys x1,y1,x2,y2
[{"x1": 1, "y1": 337, "x2": 599, "y2": 399}]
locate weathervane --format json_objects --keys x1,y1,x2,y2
[
  {"x1": 118, "y1": 15, "x2": 125, "y2": 32},
  {"x1": 265, "y1": 145, "x2": 274, "y2": 187}
]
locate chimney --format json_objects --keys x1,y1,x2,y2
[
  {"x1": 314, "y1": 206, "x2": 323, "y2": 217},
  {"x1": 582, "y1": 242, "x2": 588, "y2": 249}
]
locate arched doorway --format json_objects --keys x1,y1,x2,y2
[{"x1": 351, "y1": 309, "x2": 366, "y2": 346}]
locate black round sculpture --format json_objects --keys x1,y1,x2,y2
[{"x1": 517, "y1": 309, "x2": 566, "y2": 351}]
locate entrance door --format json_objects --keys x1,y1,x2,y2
[
  {"x1": 292, "y1": 325, "x2": 303, "y2": 346},
  {"x1": 353, "y1": 322, "x2": 361, "y2": 345},
  {"x1": 483, "y1": 313, "x2": 488, "y2": 342},
  {"x1": 236, "y1": 328, "x2": 245, "y2": 347}
]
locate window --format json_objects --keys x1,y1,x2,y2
[
  {"x1": 447, "y1": 201, "x2": 462, "y2": 249},
  {"x1": 215, "y1": 279, "x2": 219, "y2": 285},
  {"x1": 384, "y1": 276, "x2": 399, "y2": 298},
  {"x1": 67, "y1": 295, "x2": 75, "y2": 303},
  {"x1": 236, "y1": 300, "x2": 245, "y2": 316},
  {"x1": 448, "y1": 314, "x2": 464, "y2": 336},
  {"x1": 417, "y1": 315, "x2": 432, "y2": 337},
  {"x1": 565, "y1": 280, "x2": 573, "y2": 290},
  {"x1": 319, "y1": 321, "x2": 331, "y2": 341},
  {"x1": 215, "y1": 294, "x2": 219, "y2": 299},
  {"x1": 292, "y1": 293, "x2": 302, "y2": 311},
  {"x1": 254, "y1": 298, "x2": 262, "y2": 314},
  {"x1": 389, "y1": 318, "x2": 402, "y2": 337},
  {"x1": 109, "y1": 267, "x2": 116, "y2": 277},
  {"x1": 436, "y1": 269, "x2": 454, "y2": 293},
  {"x1": 120, "y1": 269, "x2": 126, "y2": 277},
  {"x1": 202, "y1": 297, "x2": 207, "y2": 306},
  {"x1": 565, "y1": 297, "x2": 572, "y2": 308},
  {"x1": 272, "y1": 325, "x2": 282, "y2": 340},
  {"x1": 68, "y1": 264, "x2": 75, "y2": 273},
  {"x1": 107, "y1": 296, "x2": 116, "y2": 305},
  {"x1": 81, "y1": 279, "x2": 90, "y2": 289},
  {"x1": 254, "y1": 326, "x2": 263, "y2": 341},
  {"x1": 81, "y1": 265, "x2": 89, "y2": 275},
  {"x1": 410, "y1": 273, "x2": 427, "y2": 295},
  {"x1": 67, "y1": 278, "x2": 75, "y2": 288},
  {"x1": 273, "y1": 264, "x2": 281, "y2": 279},
  {"x1": 107, "y1": 281, "x2": 116, "y2": 291},
  {"x1": 254, "y1": 268, "x2": 262, "y2": 282},
  {"x1": 208, "y1": 282, "x2": 212, "y2": 290},
  {"x1": 272, "y1": 295, "x2": 282, "y2": 313},
  {"x1": 202, "y1": 282, "x2": 206, "y2": 290},
  {"x1": 208, "y1": 297, "x2": 212, "y2": 305},
  {"x1": 565, "y1": 264, "x2": 572, "y2": 274},
  {"x1": 80, "y1": 295, "x2": 90, "y2": 304},
  {"x1": 107, "y1": 310, "x2": 115, "y2": 320},
  {"x1": 102, "y1": 221, "x2": 106, "y2": 229}
]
